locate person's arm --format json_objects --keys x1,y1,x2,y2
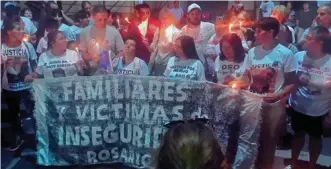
[{"x1": 61, "y1": 10, "x2": 76, "y2": 26}]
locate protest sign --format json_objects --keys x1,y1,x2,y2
[{"x1": 32, "y1": 74, "x2": 263, "y2": 168}]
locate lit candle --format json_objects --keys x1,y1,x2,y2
[
  {"x1": 229, "y1": 24, "x2": 233, "y2": 32},
  {"x1": 239, "y1": 22, "x2": 243, "y2": 28},
  {"x1": 75, "y1": 47, "x2": 79, "y2": 52},
  {"x1": 231, "y1": 82, "x2": 237, "y2": 89},
  {"x1": 117, "y1": 18, "x2": 121, "y2": 29},
  {"x1": 23, "y1": 34, "x2": 29, "y2": 42},
  {"x1": 125, "y1": 17, "x2": 130, "y2": 23}
]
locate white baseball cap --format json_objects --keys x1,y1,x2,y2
[{"x1": 187, "y1": 3, "x2": 202, "y2": 14}]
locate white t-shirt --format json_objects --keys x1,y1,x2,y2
[
  {"x1": 289, "y1": 51, "x2": 331, "y2": 116},
  {"x1": 164, "y1": 56, "x2": 206, "y2": 81},
  {"x1": 1, "y1": 42, "x2": 37, "y2": 91},
  {"x1": 260, "y1": 1, "x2": 275, "y2": 18},
  {"x1": 138, "y1": 19, "x2": 148, "y2": 37},
  {"x1": 169, "y1": 8, "x2": 184, "y2": 22},
  {"x1": 215, "y1": 57, "x2": 245, "y2": 85},
  {"x1": 243, "y1": 44, "x2": 295, "y2": 94},
  {"x1": 36, "y1": 37, "x2": 48, "y2": 54},
  {"x1": 112, "y1": 57, "x2": 149, "y2": 76},
  {"x1": 36, "y1": 49, "x2": 81, "y2": 78},
  {"x1": 180, "y1": 22, "x2": 215, "y2": 63},
  {"x1": 0, "y1": 16, "x2": 37, "y2": 35}
]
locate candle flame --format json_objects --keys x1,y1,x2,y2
[
  {"x1": 231, "y1": 83, "x2": 237, "y2": 89},
  {"x1": 23, "y1": 35, "x2": 29, "y2": 42},
  {"x1": 239, "y1": 22, "x2": 242, "y2": 28},
  {"x1": 125, "y1": 17, "x2": 130, "y2": 23},
  {"x1": 75, "y1": 47, "x2": 79, "y2": 52},
  {"x1": 229, "y1": 24, "x2": 233, "y2": 32},
  {"x1": 96, "y1": 43, "x2": 99, "y2": 48}
]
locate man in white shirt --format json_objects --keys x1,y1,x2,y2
[
  {"x1": 260, "y1": 1, "x2": 275, "y2": 18},
  {"x1": 299, "y1": 4, "x2": 331, "y2": 42},
  {"x1": 238, "y1": 17, "x2": 296, "y2": 169},
  {"x1": 180, "y1": 3, "x2": 215, "y2": 63}
]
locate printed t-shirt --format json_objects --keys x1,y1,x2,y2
[
  {"x1": 1, "y1": 42, "x2": 37, "y2": 91},
  {"x1": 36, "y1": 49, "x2": 81, "y2": 78},
  {"x1": 243, "y1": 44, "x2": 295, "y2": 94},
  {"x1": 164, "y1": 56, "x2": 206, "y2": 81},
  {"x1": 289, "y1": 51, "x2": 331, "y2": 116},
  {"x1": 215, "y1": 57, "x2": 245, "y2": 85},
  {"x1": 112, "y1": 57, "x2": 149, "y2": 76}
]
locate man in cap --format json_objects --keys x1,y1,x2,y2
[{"x1": 179, "y1": 3, "x2": 215, "y2": 63}]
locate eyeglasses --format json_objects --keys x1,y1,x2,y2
[{"x1": 164, "y1": 118, "x2": 215, "y2": 130}]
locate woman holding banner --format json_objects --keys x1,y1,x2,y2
[
  {"x1": 1, "y1": 16, "x2": 37, "y2": 151},
  {"x1": 112, "y1": 38, "x2": 149, "y2": 76},
  {"x1": 33, "y1": 30, "x2": 85, "y2": 79},
  {"x1": 164, "y1": 35, "x2": 205, "y2": 81}
]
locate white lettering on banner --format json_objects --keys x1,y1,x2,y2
[
  {"x1": 75, "y1": 103, "x2": 183, "y2": 122},
  {"x1": 57, "y1": 124, "x2": 165, "y2": 148},
  {"x1": 62, "y1": 79, "x2": 187, "y2": 102},
  {"x1": 86, "y1": 148, "x2": 151, "y2": 167}
]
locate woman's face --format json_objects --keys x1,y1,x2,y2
[
  {"x1": 124, "y1": 39, "x2": 136, "y2": 54},
  {"x1": 84, "y1": 3, "x2": 92, "y2": 14},
  {"x1": 174, "y1": 39, "x2": 185, "y2": 59},
  {"x1": 93, "y1": 12, "x2": 108, "y2": 28},
  {"x1": 53, "y1": 32, "x2": 67, "y2": 51},
  {"x1": 24, "y1": 10, "x2": 33, "y2": 20},
  {"x1": 221, "y1": 41, "x2": 235, "y2": 61},
  {"x1": 8, "y1": 22, "x2": 25, "y2": 42},
  {"x1": 303, "y1": 32, "x2": 322, "y2": 52}
]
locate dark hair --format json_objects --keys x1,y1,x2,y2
[
  {"x1": 155, "y1": 122, "x2": 224, "y2": 169},
  {"x1": 255, "y1": 17, "x2": 280, "y2": 38},
  {"x1": 219, "y1": 33, "x2": 246, "y2": 63},
  {"x1": 47, "y1": 30, "x2": 62, "y2": 50},
  {"x1": 4, "y1": 4, "x2": 20, "y2": 19},
  {"x1": 92, "y1": 5, "x2": 108, "y2": 15},
  {"x1": 51, "y1": 9, "x2": 62, "y2": 19},
  {"x1": 136, "y1": 3, "x2": 150, "y2": 11},
  {"x1": 1, "y1": 16, "x2": 21, "y2": 42},
  {"x1": 81, "y1": 1, "x2": 92, "y2": 10},
  {"x1": 20, "y1": 8, "x2": 31, "y2": 17},
  {"x1": 45, "y1": 18, "x2": 59, "y2": 30},
  {"x1": 75, "y1": 10, "x2": 90, "y2": 22},
  {"x1": 176, "y1": 35, "x2": 200, "y2": 60},
  {"x1": 309, "y1": 26, "x2": 331, "y2": 54}
]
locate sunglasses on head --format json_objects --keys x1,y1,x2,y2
[{"x1": 164, "y1": 118, "x2": 214, "y2": 129}]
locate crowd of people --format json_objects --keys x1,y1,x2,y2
[{"x1": 1, "y1": 1, "x2": 331, "y2": 169}]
